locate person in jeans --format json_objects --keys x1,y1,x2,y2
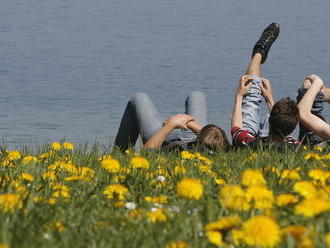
[
  {"x1": 297, "y1": 74, "x2": 330, "y2": 145},
  {"x1": 114, "y1": 91, "x2": 230, "y2": 152},
  {"x1": 231, "y1": 23, "x2": 300, "y2": 148}
]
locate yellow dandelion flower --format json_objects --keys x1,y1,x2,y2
[
  {"x1": 49, "y1": 161, "x2": 78, "y2": 174},
  {"x1": 246, "y1": 186, "x2": 274, "y2": 209},
  {"x1": 205, "y1": 231, "x2": 223, "y2": 246},
  {"x1": 243, "y1": 153, "x2": 257, "y2": 163},
  {"x1": 314, "y1": 145, "x2": 324, "y2": 152},
  {"x1": 53, "y1": 221, "x2": 65, "y2": 232},
  {"x1": 101, "y1": 158, "x2": 121, "y2": 173},
  {"x1": 1, "y1": 159, "x2": 11, "y2": 167},
  {"x1": 174, "y1": 165, "x2": 186, "y2": 175},
  {"x1": 177, "y1": 178, "x2": 203, "y2": 200},
  {"x1": 276, "y1": 194, "x2": 298, "y2": 207},
  {"x1": 98, "y1": 154, "x2": 112, "y2": 161},
  {"x1": 304, "y1": 152, "x2": 321, "y2": 160},
  {"x1": 76, "y1": 167, "x2": 94, "y2": 179},
  {"x1": 205, "y1": 216, "x2": 241, "y2": 246},
  {"x1": 48, "y1": 198, "x2": 56, "y2": 205},
  {"x1": 42, "y1": 171, "x2": 57, "y2": 181},
  {"x1": 294, "y1": 181, "x2": 318, "y2": 198},
  {"x1": 20, "y1": 173, "x2": 34, "y2": 182},
  {"x1": 214, "y1": 178, "x2": 226, "y2": 185},
  {"x1": 239, "y1": 216, "x2": 281, "y2": 248},
  {"x1": 205, "y1": 216, "x2": 241, "y2": 232},
  {"x1": 198, "y1": 165, "x2": 213, "y2": 175},
  {"x1": 147, "y1": 208, "x2": 167, "y2": 223},
  {"x1": 64, "y1": 175, "x2": 89, "y2": 181},
  {"x1": 129, "y1": 209, "x2": 143, "y2": 219},
  {"x1": 280, "y1": 169, "x2": 301, "y2": 181},
  {"x1": 309, "y1": 169, "x2": 330, "y2": 185},
  {"x1": 219, "y1": 184, "x2": 250, "y2": 211},
  {"x1": 62, "y1": 142, "x2": 74, "y2": 150},
  {"x1": 130, "y1": 156, "x2": 150, "y2": 169},
  {"x1": 7, "y1": 150, "x2": 22, "y2": 161},
  {"x1": 181, "y1": 150, "x2": 195, "y2": 159},
  {"x1": 51, "y1": 142, "x2": 61, "y2": 150},
  {"x1": 195, "y1": 153, "x2": 212, "y2": 165},
  {"x1": 295, "y1": 197, "x2": 330, "y2": 217},
  {"x1": 33, "y1": 196, "x2": 45, "y2": 203},
  {"x1": 263, "y1": 166, "x2": 280, "y2": 176},
  {"x1": 52, "y1": 184, "x2": 70, "y2": 198},
  {"x1": 0, "y1": 244, "x2": 9, "y2": 248},
  {"x1": 298, "y1": 236, "x2": 314, "y2": 248},
  {"x1": 281, "y1": 225, "x2": 307, "y2": 239},
  {"x1": 165, "y1": 241, "x2": 188, "y2": 248},
  {"x1": 325, "y1": 233, "x2": 330, "y2": 247},
  {"x1": 145, "y1": 196, "x2": 168, "y2": 204},
  {"x1": 39, "y1": 152, "x2": 50, "y2": 159},
  {"x1": 0, "y1": 194, "x2": 23, "y2": 212},
  {"x1": 22, "y1": 156, "x2": 38, "y2": 164},
  {"x1": 241, "y1": 169, "x2": 266, "y2": 187},
  {"x1": 103, "y1": 184, "x2": 128, "y2": 200}
]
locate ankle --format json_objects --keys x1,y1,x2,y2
[{"x1": 252, "y1": 53, "x2": 263, "y2": 61}]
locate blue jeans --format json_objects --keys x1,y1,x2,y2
[
  {"x1": 114, "y1": 91, "x2": 208, "y2": 151},
  {"x1": 296, "y1": 88, "x2": 325, "y2": 145},
  {"x1": 242, "y1": 75, "x2": 269, "y2": 137}
]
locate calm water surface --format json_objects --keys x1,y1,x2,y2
[{"x1": 1, "y1": 0, "x2": 330, "y2": 148}]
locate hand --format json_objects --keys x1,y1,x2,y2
[
  {"x1": 260, "y1": 78, "x2": 273, "y2": 100},
  {"x1": 305, "y1": 74, "x2": 324, "y2": 88},
  {"x1": 236, "y1": 75, "x2": 253, "y2": 97},
  {"x1": 163, "y1": 114, "x2": 194, "y2": 129}
]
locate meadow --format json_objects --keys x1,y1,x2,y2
[{"x1": 1, "y1": 142, "x2": 330, "y2": 248}]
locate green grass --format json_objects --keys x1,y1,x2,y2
[{"x1": 1, "y1": 143, "x2": 330, "y2": 248}]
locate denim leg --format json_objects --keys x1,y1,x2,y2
[
  {"x1": 296, "y1": 88, "x2": 325, "y2": 145},
  {"x1": 185, "y1": 91, "x2": 208, "y2": 126},
  {"x1": 178, "y1": 91, "x2": 208, "y2": 139},
  {"x1": 114, "y1": 92, "x2": 163, "y2": 151},
  {"x1": 242, "y1": 75, "x2": 265, "y2": 135},
  {"x1": 259, "y1": 114, "x2": 270, "y2": 137}
]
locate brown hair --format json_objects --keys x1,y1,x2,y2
[
  {"x1": 197, "y1": 124, "x2": 231, "y2": 152},
  {"x1": 269, "y1": 97, "x2": 299, "y2": 138}
]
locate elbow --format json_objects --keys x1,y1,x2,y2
[{"x1": 298, "y1": 106, "x2": 309, "y2": 122}]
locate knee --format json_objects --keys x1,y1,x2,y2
[
  {"x1": 302, "y1": 79, "x2": 312, "y2": 89},
  {"x1": 130, "y1": 92, "x2": 151, "y2": 105},
  {"x1": 188, "y1": 90, "x2": 206, "y2": 101}
]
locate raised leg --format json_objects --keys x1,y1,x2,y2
[
  {"x1": 185, "y1": 90, "x2": 208, "y2": 126},
  {"x1": 114, "y1": 93, "x2": 163, "y2": 151},
  {"x1": 246, "y1": 53, "x2": 262, "y2": 76}
]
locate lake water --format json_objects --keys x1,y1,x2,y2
[{"x1": 1, "y1": 0, "x2": 330, "y2": 148}]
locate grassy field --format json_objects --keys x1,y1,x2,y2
[{"x1": 1, "y1": 142, "x2": 330, "y2": 248}]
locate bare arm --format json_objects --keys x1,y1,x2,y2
[
  {"x1": 231, "y1": 75, "x2": 253, "y2": 129},
  {"x1": 298, "y1": 75, "x2": 330, "y2": 139},
  {"x1": 260, "y1": 78, "x2": 275, "y2": 111},
  {"x1": 142, "y1": 114, "x2": 194, "y2": 149},
  {"x1": 187, "y1": 121, "x2": 203, "y2": 134}
]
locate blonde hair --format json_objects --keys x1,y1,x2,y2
[{"x1": 197, "y1": 124, "x2": 230, "y2": 152}]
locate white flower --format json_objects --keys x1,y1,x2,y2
[
  {"x1": 124, "y1": 202, "x2": 137, "y2": 210},
  {"x1": 157, "y1": 175, "x2": 166, "y2": 182}
]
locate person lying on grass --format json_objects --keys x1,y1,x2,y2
[
  {"x1": 297, "y1": 74, "x2": 330, "y2": 145},
  {"x1": 114, "y1": 91, "x2": 230, "y2": 153},
  {"x1": 231, "y1": 23, "x2": 300, "y2": 148}
]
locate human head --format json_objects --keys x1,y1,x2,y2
[
  {"x1": 269, "y1": 97, "x2": 299, "y2": 138},
  {"x1": 197, "y1": 124, "x2": 231, "y2": 152}
]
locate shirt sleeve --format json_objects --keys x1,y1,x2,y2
[{"x1": 231, "y1": 126, "x2": 257, "y2": 147}]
